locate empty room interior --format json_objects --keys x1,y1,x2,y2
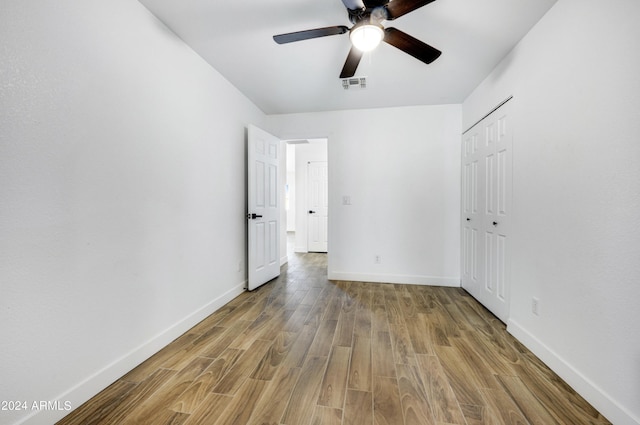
[{"x1": 1, "y1": 0, "x2": 639, "y2": 424}]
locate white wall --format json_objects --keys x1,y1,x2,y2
[
  {"x1": 279, "y1": 141, "x2": 288, "y2": 265},
  {"x1": 265, "y1": 105, "x2": 461, "y2": 286},
  {"x1": 0, "y1": 1, "x2": 264, "y2": 424},
  {"x1": 285, "y1": 144, "x2": 296, "y2": 232},
  {"x1": 463, "y1": 1, "x2": 640, "y2": 424}
]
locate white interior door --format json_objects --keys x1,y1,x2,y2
[
  {"x1": 461, "y1": 100, "x2": 512, "y2": 322},
  {"x1": 307, "y1": 161, "x2": 328, "y2": 253},
  {"x1": 247, "y1": 125, "x2": 281, "y2": 291}
]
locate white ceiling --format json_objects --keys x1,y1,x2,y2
[{"x1": 139, "y1": 0, "x2": 557, "y2": 115}]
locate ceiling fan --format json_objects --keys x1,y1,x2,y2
[{"x1": 273, "y1": 0, "x2": 442, "y2": 79}]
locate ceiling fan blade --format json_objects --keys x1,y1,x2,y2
[
  {"x1": 340, "y1": 47, "x2": 364, "y2": 78},
  {"x1": 363, "y1": 0, "x2": 389, "y2": 7},
  {"x1": 383, "y1": 27, "x2": 441, "y2": 64},
  {"x1": 385, "y1": 0, "x2": 436, "y2": 20},
  {"x1": 273, "y1": 26, "x2": 349, "y2": 44},
  {"x1": 341, "y1": 0, "x2": 366, "y2": 11}
]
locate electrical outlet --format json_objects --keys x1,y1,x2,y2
[
  {"x1": 374, "y1": 255, "x2": 381, "y2": 264},
  {"x1": 532, "y1": 297, "x2": 540, "y2": 316}
]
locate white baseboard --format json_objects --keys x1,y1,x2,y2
[
  {"x1": 280, "y1": 254, "x2": 288, "y2": 266},
  {"x1": 507, "y1": 319, "x2": 639, "y2": 425},
  {"x1": 328, "y1": 271, "x2": 460, "y2": 287},
  {"x1": 18, "y1": 282, "x2": 246, "y2": 425}
]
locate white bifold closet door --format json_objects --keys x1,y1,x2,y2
[{"x1": 461, "y1": 100, "x2": 513, "y2": 323}]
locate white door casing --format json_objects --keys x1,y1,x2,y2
[
  {"x1": 307, "y1": 161, "x2": 328, "y2": 253},
  {"x1": 247, "y1": 125, "x2": 281, "y2": 291},
  {"x1": 461, "y1": 100, "x2": 512, "y2": 322}
]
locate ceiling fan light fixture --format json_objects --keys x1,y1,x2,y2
[{"x1": 350, "y1": 23, "x2": 384, "y2": 52}]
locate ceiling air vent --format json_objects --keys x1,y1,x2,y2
[{"x1": 342, "y1": 76, "x2": 367, "y2": 90}]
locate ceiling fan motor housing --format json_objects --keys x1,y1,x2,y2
[{"x1": 347, "y1": 5, "x2": 388, "y2": 24}]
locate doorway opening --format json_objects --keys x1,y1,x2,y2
[{"x1": 284, "y1": 138, "x2": 328, "y2": 256}]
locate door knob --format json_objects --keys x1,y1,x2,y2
[
  {"x1": 246, "y1": 213, "x2": 263, "y2": 219},
  {"x1": 308, "y1": 210, "x2": 316, "y2": 214}
]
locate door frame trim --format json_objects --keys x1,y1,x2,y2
[{"x1": 463, "y1": 95, "x2": 513, "y2": 135}]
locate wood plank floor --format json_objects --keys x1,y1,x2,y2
[{"x1": 57, "y1": 251, "x2": 610, "y2": 425}]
